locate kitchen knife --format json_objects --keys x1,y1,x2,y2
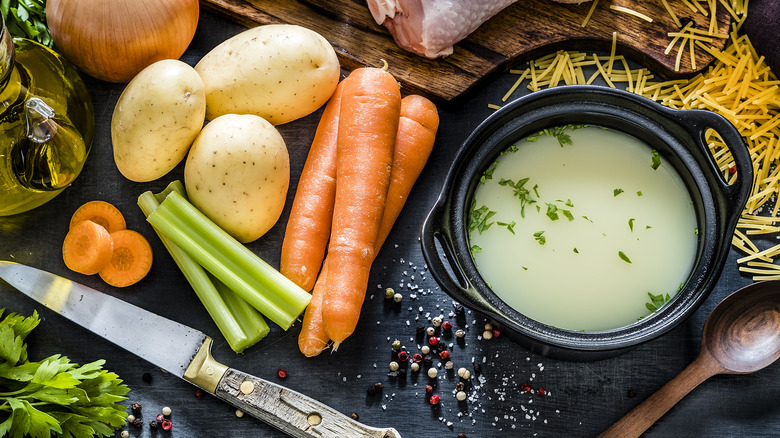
[{"x1": 0, "y1": 261, "x2": 401, "y2": 438}]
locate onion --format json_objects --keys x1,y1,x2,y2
[{"x1": 46, "y1": 0, "x2": 199, "y2": 83}]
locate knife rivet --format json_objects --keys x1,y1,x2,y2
[
  {"x1": 206, "y1": 366, "x2": 215, "y2": 375},
  {"x1": 307, "y1": 413, "x2": 322, "y2": 426},
  {"x1": 240, "y1": 381, "x2": 255, "y2": 395}
]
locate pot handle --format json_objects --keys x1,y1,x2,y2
[
  {"x1": 679, "y1": 109, "x2": 753, "y2": 210},
  {"x1": 420, "y1": 197, "x2": 493, "y2": 314}
]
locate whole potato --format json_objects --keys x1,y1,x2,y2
[
  {"x1": 194, "y1": 24, "x2": 340, "y2": 125},
  {"x1": 184, "y1": 114, "x2": 290, "y2": 243},
  {"x1": 111, "y1": 59, "x2": 206, "y2": 182}
]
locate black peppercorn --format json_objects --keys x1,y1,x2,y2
[
  {"x1": 454, "y1": 304, "x2": 465, "y2": 315},
  {"x1": 142, "y1": 373, "x2": 153, "y2": 384},
  {"x1": 367, "y1": 386, "x2": 376, "y2": 396},
  {"x1": 423, "y1": 354, "x2": 433, "y2": 367},
  {"x1": 149, "y1": 420, "x2": 158, "y2": 430},
  {"x1": 130, "y1": 402, "x2": 142, "y2": 415},
  {"x1": 627, "y1": 389, "x2": 637, "y2": 398},
  {"x1": 473, "y1": 363, "x2": 482, "y2": 375},
  {"x1": 416, "y1": 325, "x2": 425, "y2": 336},
  {"x1": 398, "y1": 368, "x2": 407, "y2": 378},
  {"x1": 132, "y1": 417, "x2": 143, "y2": 428},
  {"x1": 374, "y1": 382, "x2": 384, "y2": 391},
  {"x1": 455, "y1": 381, "x2": 465, "y2": 392},
  {"x1": 350, "y1": 412, "x2": 359, "y2": 421}
]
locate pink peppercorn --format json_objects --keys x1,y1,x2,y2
[
  {"x1": 161, "y1": 419, "x2": 172, "y2": 431},
  {"x1": 442, "y1": 321, "x2": 453, "y2": 330},
  {"x1": 194, "y1": 389, "x2": 204, "y2": 399},
  {"x1": 428, "y1": 336, "x2": 439, "y2": 346},
  {"x1": 397, "y1": 351, "x2": 409, "y2": 361},
  {"x1": 156, "y1": 414, "x2": 165, "y2": 423},
  {"x1": 277, "y1": 369, "x2": 288, "y2": 379},
  {"x1": 538, "y1": 387, "x2": 547, "y2": 397},
  {"x1": 521, "y1": 383, "x2": 532, "y2": 393},
  {"x1": 429, "y1": 395, "x2": 440, "y2": 405},
  {"x1": 425, "y1": 385, "x2": 433, "y2": 394},
  {"x1": 439, "y1": 350, "x2": 450, "y2": 360},
  {"x1": 492, "y1": 329, "x2": 501, "y2": 338},
  {"x1": 412, "y1": 353, "x2": 423, "y2": 363}
]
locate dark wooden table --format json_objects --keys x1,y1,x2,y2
[{"x1": 1, "y1": 11, "x2": 778, "y2": 438}]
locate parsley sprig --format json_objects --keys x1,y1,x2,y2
[
  {"x1": 1, "y1": 0, "x2": 52, "y2": 47},
  {"x1": 0, "y1": 310, "x2": 129, "y2": 438}
]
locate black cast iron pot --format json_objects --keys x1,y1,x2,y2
[{"x1": 420, "y1": 86, "x2": 753, "y2": 361}]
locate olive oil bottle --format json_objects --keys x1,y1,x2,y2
[{"x1": 0, "y1": 16, "x2": 94, "y2": 216}]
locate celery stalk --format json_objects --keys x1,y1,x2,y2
[
  {"x1": 138, "y1": 182, "x2": 269, "y2": 353},
  {"x1": 146, "y1": 189, "x2": 311, "y2": 330}
]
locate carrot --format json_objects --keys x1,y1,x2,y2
[
  {"x1": 98, "y1": 229, "x2": 153, "y2": 287},
  {"x1": 62, "y1": 220, "x2": 115, "y2": 275},
  {"x1": 280, "y1": 81, "x2": 344, "y2": 292},
  {"x1": 69, "y1": 200, "x2": 127, "y2": 233},
  {"x1": 298, "y1": 259, "x2": 331, "y2": 357},
  {"x1": 297, "y1": 94, "x2": 439, "y2": 356},
  {"x1": 320, "y1": 67, "x2": 402, "y2": 348}
]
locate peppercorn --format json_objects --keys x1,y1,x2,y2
[
  {"x1": 142, "y1": 372, "x2": 153, "y2": 384},
  {"x1": 392, "y1": 339, "x2": 401, "y2": 350},
  {"x1": 455, "y1": 382, "x2": 465, "y2": 392},
  {"x1": 456, "y1": 391, "x2": 467, "y2": 401},
  {"x1": 457, "y1": 433, "x2": 467, "y2": 438},
  {"x1": 162, "y1": 406, "x2": 171, "y2": 416},
  {"x1": 428, "y1": 336, "x2": 439, "y2": 346},
  {"x1": 482, "y1": 330, "x2": 493, "y2": 340},
  {"x1": 374, "y1": 382, "x2": 384, "y2": 391},
  {"x1": 416, "y1": 325, "x2": 425, "y2": 336},
  {"x1": 439, "y1": 350, "x2": 450, "y2": 360},
  {"x1": 412, "y1": 353, "x2": 423, "y2": 363},
  {"x1": 492, "y1": 329, "x2": 501, "y2": 338},
  {"x1": 350, "y1": 412, "x2": 359, "y2": 421},
  {"x1": 389, "y1": 361, "x2": 400, "y2": 372},
  {"x1": 385, "y1": 287, "x2": 395, "y2": 299},
  {"x1": 410, "y1": 362, "x2": 420, "y2": 372},
  {"x1": 130, "y1": 402, "x2": 142, "y2": 415},
  {"x1": 195, "y1": 389, "x2": 204, "y2": 399},
  {"x1": 127, "y1": 415, "x2": 136, "y2": 424},
  {"x1": 421, "y1": 345, "x2": 431, "y2": 354},
  {"x1": 367, "y1": 386, "x2": 377, "y2": 396},
  {"x1": 277, "y1": 369, "x2": 288, "y2": 379},
  {"x1": 445, "y1": 361, "x2": 454, "y2": 370},
  {"x1": 426, "y1": 326, "x2": 435, "y2": 336},
  {"x1": 429, "y1": 395, "x2": 440, "y2": 405},
  {"x1": 397, "y1": 351, "x2": 409, "y2": 362},
  {"x1": 149, "y1": 420, "x2": 158, "y2": 430},
  {"x1": 423, "y1": 354, "x2": 433, "y2": 367},
  {"x1": 473, "y1": 363, "x2": 482, "y2": 375},
  {"x1": 161, "y1": 419, "x2": 172, "y2": 431},
  {"x1": 627, "y1": 389, "x2": 637, "y2": 398},
  {"x1": 120, "y1": 431, "x2": 130, "y2": 438},
  {"x1": 538, "y1": 387, "x2": 547, "y2": 397},
  {"x1": 235, "y1": 410, "x2": 245, "y2": 418},
  {"x1": 432, "y1": 316, "x2": 442, "y2": 327},
  {"x1": 393, "y1": 293, "x2": 403, "y2": 303},
  {"x1": 156, "y1": 414, "x2": 165, "y2": 423},
  {"x1": 484, "y1": 323, "x2": 493, "y2": 331},
  {"x1": 521, "y1": 383, "x2": 533, "y2": 392},
  {"x1": 132, "y1": 417, "x2": 143, "y2": 429},
  {"x1": 398, "y1": 368, "x2": 407, "y2": 378},
  {"x1": 458, "y1": 368, "x2": 471, "y2": 380},
  {"x1": 442, "y1": 321, "x2": 453, "y2": 330},
  {"x1": 427, "y1": 367, "x2": 438, "y2": 378},
  {"x1": 455, "y1": 329, "x2": 465, "y2": 338},
  {"x1": 425, "y1": 385, "x2": 433, "y2": 394}
]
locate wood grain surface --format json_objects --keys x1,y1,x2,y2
[{"x1": 199, "y1": 0, "x2": 732, "y2": 104}]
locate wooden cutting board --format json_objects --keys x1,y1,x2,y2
[{"x1": 200, "y1": 0, "x2": 731, "y2": 104}]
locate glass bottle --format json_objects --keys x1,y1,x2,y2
[{"x1": 0, "y1": 15, "x2": 95, "y2": 216}]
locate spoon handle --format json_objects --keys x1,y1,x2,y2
[{"x1": 598, "y1": 353, "x2": 724, "y2": 438}]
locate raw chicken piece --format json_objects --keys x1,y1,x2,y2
[
  {"x1": 367, "y1": 0, "x2": 519, "y2": 58},
  {"x1": 368, "y1": 0, "x2": 591, "y2": 58}
]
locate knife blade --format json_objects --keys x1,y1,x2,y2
[{"x1": 0, "y1": 261, "x2": 401, "y2": 438}]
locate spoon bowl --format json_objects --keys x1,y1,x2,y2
[
  {"x1": 600, "y1": 280, "x2": 780, "y2": 438},
  {"x1": 703, "y1": 281, "x2": 780, "y2": 373}
]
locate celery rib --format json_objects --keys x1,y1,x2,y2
[
  {"x1": 145, "y1": 188, "x2": 310, "y2": 330},
  {"x1": 138, "y1": 182, "x2": 269, "y2": 353}
]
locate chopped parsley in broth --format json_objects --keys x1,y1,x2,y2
[{"x1": 467, "y1": 126, "x2": 697, "y2": 331}]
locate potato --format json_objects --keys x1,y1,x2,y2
[
  {"x1": 111, "y1": 59, "x2": 206, "y2": 182},
  {"x1": 184, "y1": 114, "x2": 290, "y2": 243},
  {"x1": 194, "y1": 24, "x2": 340, "y2": 125}
]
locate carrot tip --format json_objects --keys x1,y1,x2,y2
[{"x1": 330, "y1": 341, "x2": 340, "y2": 353}]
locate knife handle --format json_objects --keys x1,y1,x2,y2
[{"x1": 214, "y1": 367, "x2": 401, "y2": 438}]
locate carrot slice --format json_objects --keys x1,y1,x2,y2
[
  {"x1": 70, "y1": 200, "x2": 126, "y2": 233},
  {"x1": 98, "y1": 229, "x2": 153, "y2": 287},
  {"x1": 62, "y1": 220, "x2": 115, "y2": 275}
]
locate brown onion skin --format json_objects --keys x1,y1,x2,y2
[{"x1": 46, "y1": 0, "x2": 200, "y2": 83}]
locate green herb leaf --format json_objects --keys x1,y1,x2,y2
[
  {"x1": 618, "y1": 251, "x2": 632, "y2": 263},
  {"x1": 498, "y1": 178, "x2": 536, "y2": 217},
  {"x1": 496, "y1": 221, "x2": 516, "y2": 234},
  {"x1": 628, "y1": 218, "x2": 635, "y2": 232},
  {"x1": 614, "y1": 188, "x2": 624, "y2": 197},
  {"x1": 468, "y1": 203, "x2": 497, "y2": 234},
  {"x1": 533, "y1": 231, "x2": 546, "y2": 245},
  {"x1": 545, "y1": 203, "x2": 559, "y2": 221},
  {"x1": 470, "y1": 245, "x2": 482, "y2": 255},
  {"x1": 651, "y1": 149, "x2": 661, "y2": 170},
  {"x1": 637, "y1": 191, "x2": 643, "y2": 196},
  {"x1": 480, "y1": 160, "x2": 499, "y2": 184},
  {"x1": 1, "y1": 0, "x2": 51, "y2": 47},
  {"x1": 645, "y1": 292, "x2": 671, "y2": 312},
  {"x1": 573, "y1": 248, "x2": 579, "y2": 253}
]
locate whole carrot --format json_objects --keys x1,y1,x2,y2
[
  {"x1": 322, "y1": 67, "x2": 402, "y2": 349},
  {"x1": 280, "y1": 81, "x2": 344, "y2": 291},
  {"x1": 298, "y1": 94, "x2": 439, "y2": 356}
]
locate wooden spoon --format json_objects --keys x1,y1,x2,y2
[{"x1": 599, "y1": 280, "x2": 780, "y2": 438}]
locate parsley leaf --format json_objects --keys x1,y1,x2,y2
[
  {"x1": 618, "y1": 251, "x2": 632, "y2": 263},
  {"x1": 533, "y1": 230, "x2": 546, "y2": 245},
  {"x1": 1, "y1": 0, "x2": 52, "y2": 47},
  {"x1": 645, "y1": 292, "x2": 671, "y2": 312},
  {"x1": 651, "y1": 149, "x2": 661, "y2": 170}
]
